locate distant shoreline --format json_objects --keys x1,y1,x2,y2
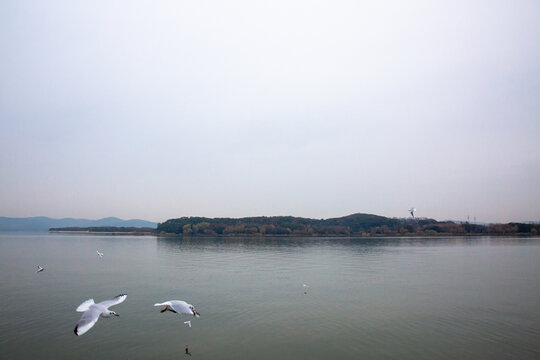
[
  {"x1": 44, "y1": 213, "x2": 540, "y2": 237},
  {"x1": 47, "y1": 230, "x2": 540, "y2": 238},
  {"x1": 49, "y1": 230, "x2": 156, "y2": 236}
]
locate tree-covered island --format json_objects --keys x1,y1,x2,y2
[{"x1": 156, "y1": 213, "x2": 540, "y2": 237}]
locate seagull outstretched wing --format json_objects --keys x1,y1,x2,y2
[
  {"x1": 74, "y1": 306, "x2": 102, "y2": 336},
  {"x1": 98, "y1": 294, "x2": 127, "y2": 309}
]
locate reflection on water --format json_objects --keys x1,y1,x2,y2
[
  {"x1": 156, "y1": 234, "x2": 539, "y2": 250},
  {"x1": 0, "y1": 233, "x2": 539, "y2": 360}
]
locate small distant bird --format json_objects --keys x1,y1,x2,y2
[
  {"x1": 36, "y1": 265, "x2": 44, "y2": 273},
  {"x1": 184, "y1": 320, "x2": 192, "y2": 328},
  {"x1": 154, "y1": 300, "x2": 200, "y2": 318},
  {"x1": 185, "y1": 345, "x2": 191, "y2": 356},
  {"x1": 409, "y1": 208, "x2": 416, "y2": 218},
  {"x1": 74, "y1": 294, "x2": 127, "y2": 336},
  {"x1": 302, "y1": 283, "x2": 309, "y2": 294},
  {"x1": 96, "y1": 250, "x2": 104, "y2": 258}
]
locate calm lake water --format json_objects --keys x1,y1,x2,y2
[{"x1": 0, "y1": 233, "x2": 539, "y2": 359}]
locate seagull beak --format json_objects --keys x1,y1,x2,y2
[
  {"x1": 115, "y1": 314, "x2": 120, "y2": 317},
  {"x1": 193, "y1": 310, "x2": 200, "y2": 317}
]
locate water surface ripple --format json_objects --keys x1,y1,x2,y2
[{"x1": 0, "y1": 234, "x2": 539, "y2": 359}]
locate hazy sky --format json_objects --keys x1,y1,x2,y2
[{"x1": 1, "y1": 0, "x2": 539, "y2": 223}]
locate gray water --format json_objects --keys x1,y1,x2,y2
[{"x1": 0, "y1": 233, "x2": 539, "y2": 359}]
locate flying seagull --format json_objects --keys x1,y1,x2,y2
[
  {"x1": 302, "y1": 283, "x2": 309, "y2": 294},
  {"x1": 154, "y1": 300, "x2": 200, "y2": 318},
  {"x1": 184, "y1": 320, "x2": 192, "y2": 328},
  {"x1": 74, "y1": 294, "x2": 127, "y2": 336},
  {"x1": 409, "y1": 208, "x2": 416, "y2": 218},
  {"x1": 96, "y1": 250, "x2": 104, "y2": 258},
  {"x1": 36, "y1": 265, "x2": 44, "y2": 273}
]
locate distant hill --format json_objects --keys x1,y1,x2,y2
[{"x1": 0, "y1": 216, "x2": 157, "y2": 231}]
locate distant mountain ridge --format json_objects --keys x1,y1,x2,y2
[{"x1": 0, "y1": 216, "x2": 157, "y2": 231}]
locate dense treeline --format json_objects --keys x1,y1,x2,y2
[
  {"x1": 157, "y1": 213, "x2": 540, "y2": 236},
  {"x1": 157, "y1": 213, "x2": 400, "y2": 236},
  {"x1": 49, "y1": 226, "x2": 156, "y2": 233}
]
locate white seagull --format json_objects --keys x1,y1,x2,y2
[
  {"x1": 302, "y1": 283, "x2": 309, "y2": 294},
  {"x1": 184, "y1": 321, "x2": 192, "y2": 328},
  {"x1": 36, "y1": 265, "x2": 44, "y2": 273},
  {"x1": 96, "y1": 250, "x2": 104, "y2": 258},
  {"x1": 409, "y1": 208, "x2": 416, "y2": 218},
  {"x1": 154, "y1": 300, "x2": 200, "y2": 318},
  {"x1": 74, "y1": 294, "x2": 127, "y2": 336}
]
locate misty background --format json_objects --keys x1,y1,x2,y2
[{"x1": 1, "y1": 0, "x2": 539, "y2": 223}]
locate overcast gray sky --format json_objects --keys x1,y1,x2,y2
[{"x1": 1, "y1": 0, "x2": 539, "y2": 223}]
